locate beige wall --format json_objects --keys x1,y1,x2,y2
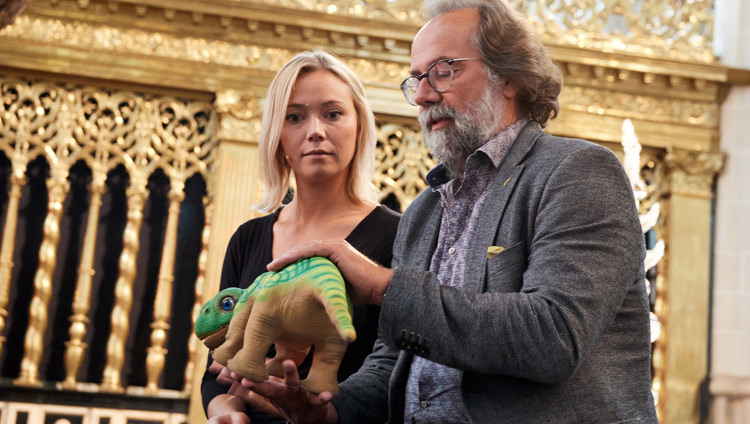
[{"x1": 710, "y1": 0, "x2": 750, "y2": 421}]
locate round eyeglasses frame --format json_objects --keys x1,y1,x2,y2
[{"x1": 400, "y1": 58, "x2": 479, "y2": 106}]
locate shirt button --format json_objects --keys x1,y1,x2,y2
[
  {"x1": 420, "y1": 400, "x2": 428, "y2": 408},
  {"x1": 448, "y1": 247, "x2": 456, "y2": 255}
]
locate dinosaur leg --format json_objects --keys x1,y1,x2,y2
[
  {"x1": 302, "y1": 335, "x2": 348, "y2": 395},
  {"x1": 211, "y1": 334, "x2": 242, "y2": 366},
  {"x1": 267, "y1": 343, "x2": 310, "y2": 378},
  {"x1": 211, "y1": 308, "x2": 251, "y2": 366},
  {"x1": 228, "y1": 312, "x2": 281, "y2": 383}
]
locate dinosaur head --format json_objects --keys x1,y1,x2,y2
[{"x1": 195, "y1": 287, "x2": 244, "y2": 349}]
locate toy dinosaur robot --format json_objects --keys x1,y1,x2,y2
[{"x1": 195, "y1": 256, "x2": 356, "y2": 395}]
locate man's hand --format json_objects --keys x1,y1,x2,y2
[
  {"x1": 267, "y1": 239, "x2": 394, "y2": 306},
  {"x1": 243, "y1": 360, "x2": 339, "y2": 424}
]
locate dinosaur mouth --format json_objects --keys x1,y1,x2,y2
[{"x1": 201, "y1": 325, "x2": 228, "y2": 349}]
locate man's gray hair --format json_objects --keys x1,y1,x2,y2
[
  {"x1": 420, "y1": 0, "x2": 562, "y2": 127},
  {"x1": 422, "y1": 0, "x2": 486, "y2": 20}
]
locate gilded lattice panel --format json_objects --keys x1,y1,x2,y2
[
  {"x1": 0, "y1": 77, "x2": 217, "y2": 183},
  {"x1": 0, "y1": 75, "x2": 217, "y2": 391},
  {"x1": 374, "y1": 123, "x2": 436, "y2": 212}
]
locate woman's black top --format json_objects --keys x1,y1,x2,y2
[{"x1": 201, "y1": 205, "x2": 401, "y2": 422}]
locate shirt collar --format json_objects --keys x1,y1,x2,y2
[
  {"x1": 478, "y1": 118, "x2": 528, "y2": 168},
  {"x1": 425, "y1": 118, "x2": 529, "y2": 189}
]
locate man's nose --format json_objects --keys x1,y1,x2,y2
[{"x1": 412, "y1": 77, "x2": 441, "y2": 107}]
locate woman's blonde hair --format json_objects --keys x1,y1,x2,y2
[{"x1": 253, "y1": 50, "x2": 378, "y2": 212}]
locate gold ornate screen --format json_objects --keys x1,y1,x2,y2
[{"x1": 0, "y1": 1, "x2": 748, "y2": 423}]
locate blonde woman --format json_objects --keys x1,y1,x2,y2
[{"x1": 201, "y1": 51, "x2": 400, "y2": 423}]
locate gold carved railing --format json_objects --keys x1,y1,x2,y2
[
  {"x1": 0, "y1": 76, "x2": 216, "y2": 420},
  {"x1": 0, "y1": 1, "x2": 748, "y2": 423}
]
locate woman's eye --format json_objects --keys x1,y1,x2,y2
[
  {"x1": 326, "y1": 110, "x2": 342, "y2": 119},
  {"x1": 286, "y1": 114, "x2": 302, "y2": 123}
]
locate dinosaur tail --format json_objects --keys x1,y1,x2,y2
[{"x1": 309, "y1": 258, "x2": 357, "y2": 343}]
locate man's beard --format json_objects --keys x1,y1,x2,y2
[{"x1": 419, "y1": 84, "x2": 503, "y2": 179}]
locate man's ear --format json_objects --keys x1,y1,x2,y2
[{"x1": 501, "y1": 80, "x2": 521, "y2": 100}]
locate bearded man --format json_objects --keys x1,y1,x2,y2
[{"x1": 239, "y1": 1, "x2": 659, "y2": 422}]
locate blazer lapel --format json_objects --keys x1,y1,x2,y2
[{"x1": 463, "y1": 122, "x2": 541, "y2": 293}]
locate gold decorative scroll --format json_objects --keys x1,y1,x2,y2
[
  {"x1": 374, "y1": 123, "x2": 436, "y2": 212},
  {"x1": 5, "y1": 13, "x2": 412, "y2": 89},
  {"x1": 0, "y1": 0, "x2": 716, "y2": 64},
  {"x1": 260, "y1": 0, "x2": 422, "y2": 22},
  {"x1": 510, "y1": 0, "x2": 714, "y2": 62},
  {"x1": 215, "y1": 90, "x2": 263, "y2": 144},
  {"x1": 558, "y1": 83, "x2": 720, "y2": 131},
  {"x1": 0, "y1": 16, "x2": 299, "y2": 77},
  {"x1": 259, "y1": 0, "x2": 714, "y2": 62},
  {"x1": 0, "y1": 1, "x2": 729, "y2": 153},
  {"x1": 664, "y1": 148, "x2": 725, "y2": 198}
]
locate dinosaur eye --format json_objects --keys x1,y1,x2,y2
[{"x1": 220, "y1": 296, "x2": 235, "y2": 311}]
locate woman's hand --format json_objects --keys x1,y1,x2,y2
[
  {"x1": 267, "y1": 239, "x2": 393, "y2": 306},
  {"x1": 207, "y1": 407, "x2": 250, "y2": 424},
  {"x1": 206, "y1": 393, "x2": 250, "y2": 424},
  {"x1": 243, "y1": 359, "x2": 339, "y2": 424},
  {"x1": 208, "y1": 361, "x2": 281, "y2": 417}
]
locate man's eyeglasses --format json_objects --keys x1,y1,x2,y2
[{"x1": 400, "y1": 58, "x2": 479, "y2": 106}]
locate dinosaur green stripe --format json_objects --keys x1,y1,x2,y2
[
  {"x1": 244, "y1": 257, "x2": 353, "y2": 336},
  {"x1": 196, "y1": 256, "x2": 356, "y2": 342}
]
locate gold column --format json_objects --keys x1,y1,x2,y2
[
  {"x1": 663, "y1": 148, "x2": 724, "y2": 424},
  {"x1": 652, "y1": 273, "x2": 667, "y2": 421},
  {"x1": 145, "y1": 180, "x2": 185, "y2": 394},
  {"x1": 0, "y1": 169, "x2": 27, "y2": 358},
  {"x1": 14, "y1": 172, "x2": 70, "y2": 386},
  {"x1": 62, "y1": 164, "x2": 107, "y2": 389},
  {"x1": 99, "y1": 174, "x2": 149, "y2": 392},
  {"x1": 187, "y1": 90, "x2": 262, "y2": 422},
  {"x1": 183, "y1": 197, "x2": 212, "y2": 394}
]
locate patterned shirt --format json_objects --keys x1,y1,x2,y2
[{"x1": 404, "y1": 119, "x2": 528, "y2": 423}]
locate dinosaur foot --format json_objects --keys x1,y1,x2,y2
[
  {"x1": 301, "y1": 376, "x2": 340, "y2": 396},
  {"x1": 227, "y1": 357, "x2": 268, "y2": 383}
]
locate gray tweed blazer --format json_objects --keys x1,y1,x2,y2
[{"x1": 332, "y1": 122, "x2": 658, "y2": 424}]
